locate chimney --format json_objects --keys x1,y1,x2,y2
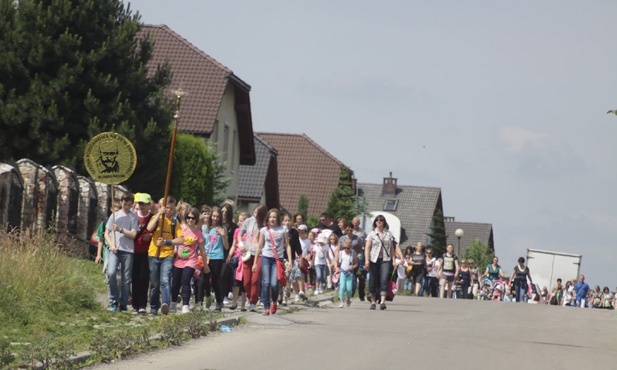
[
  {"x1": 382, "y1": 172, "x2": 397, "y2": 195},
  {"x1": 444, "y1": 216, "x2": 455, "y2": 222}
]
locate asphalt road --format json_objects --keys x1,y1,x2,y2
[{"x1": 90, "y1": 296, "x2": 617, "y2": 370}]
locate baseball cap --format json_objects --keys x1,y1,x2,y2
[
  {"x1": 297, "y1": 224, "x2": 308, "y2": 232},
  {"x1": 135, "y1": 193, "x2": 152, "y2": 204}
]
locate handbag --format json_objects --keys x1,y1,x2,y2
[
  {"x1": 299, "y1": 257, "x2": 310, "y2": 274},
  {"x1": 386, "y1": 268, "x2": 397, "y2": 302},
  {"x1": 268, "y1": 228, "x2": 287, "y2": 287}
]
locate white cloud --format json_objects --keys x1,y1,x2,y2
[{"x1": 498, "y1": 126, "x2": 588, "y2": 178}]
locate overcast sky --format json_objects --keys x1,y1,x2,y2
[{"x1": 125, "y1": 0, "x2": 617, "y2": 286}]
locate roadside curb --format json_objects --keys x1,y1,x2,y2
[{"x1": 26, "y1": 293, "x2": 339, "y2": 369}]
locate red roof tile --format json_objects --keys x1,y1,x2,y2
[
  {"x1": 137, "y1": 24, "x2": 232, "y2": 135},
  {"x1": 257, "y1": 133, "x2": 350, "y2": 216}
]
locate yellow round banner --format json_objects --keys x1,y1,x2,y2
[{"x1": 83, "y1": 132, "x2": 137, "y2": 184}]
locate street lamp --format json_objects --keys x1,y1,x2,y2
[{"x1": 455, "y1": 228, "x2": 464, "y2": 256}]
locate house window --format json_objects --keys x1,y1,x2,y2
[
  {"x1": 223, "y1": 123, "x2": 229, "y2": 161},
  {"x1": 231, "y1": 129, "x2": 236, "y2": 172},
  {"x1": 383, "y1": 199, "x2": 398, "y2": 211}
]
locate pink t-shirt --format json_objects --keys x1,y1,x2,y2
[
  {"x1": 233, "y1": 228, "x2": 246, "y2": 280},
  {"x1": 174, "y1": 226, "x2": 204, "y2": 270}
]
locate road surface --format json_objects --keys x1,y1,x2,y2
[{"x1": 90, "y1": 296, "x2": 617, "y2": 370}]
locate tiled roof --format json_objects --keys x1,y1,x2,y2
[
  {"x1": 138, "y1": 24, "x2": 230, "y2": 134},
  {"x1": 445, "y1": 220, "x2": 494, "y2": 255},
  {"x1": 238, "y1": 134, "x2": 277, "y2": 200},
  {"x1": 357, "y1": 181, "x2": 442, "y2": 248},
  {"x1": 138, "y1": 24, "x2": 255, "y2": 165},
  {"x1": 257, "y1": 133, "x2": 348, "y2": 216}
]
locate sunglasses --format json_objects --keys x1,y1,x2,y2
[
  {"x1": 375, "y1": 218, "x2": 385, "y2": 222},
  {"x1": 186, "y1": 216, "x2": 197, "y2": 220}
]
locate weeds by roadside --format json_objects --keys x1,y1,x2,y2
[{"x1": 0, "y1": 231, "x2": 224, "y2": 369}]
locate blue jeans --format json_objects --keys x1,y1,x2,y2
[
  {"x1": 148, "y1": 256, "x2": 173, "y2": 310},
  {"x1": 260, "y1": 256, "x2": 279, "y2": 310},
  {"x1": 339, "y1": 270, "x2": 354, "y2": 300},
  {"x1": 514, "y1": 280, "x2": 527, "y2": 303},
  {"x1": 106, "y1": 250, "x2": 134, "y2": 309},
  {"x1": 315, "y1": 264, "x2": 327, "y2": 286}
]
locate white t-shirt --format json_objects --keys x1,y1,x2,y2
[
  {"x1": 299, "y1": 237, "x2": 310, "y2": 258},
  {"x1": 314, "y1": 244, "x2": 328, "y2": 266},
  {"x1": 427, "y1": 257, "x2": 437, "y2": 277},
  {"x1": 339, "y1": 250, "x2": 354, "y2": 271}
]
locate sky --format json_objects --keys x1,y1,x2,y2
[{"x1": 124, "y1": 0, "x2": 617, "y2": 286}]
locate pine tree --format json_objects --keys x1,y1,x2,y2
[
  {"x1": 0, "y1": 0, "x2": 173, "y2": 196},
  {"x1": 426, "y1": 209, "x2": 447, "y2": 257},
  {"x1": 325, "y1": 166, "x2": 356, "y2": 222},
  {"x1": 463, "y1": 240, "x2": 494, "y2": 275}
]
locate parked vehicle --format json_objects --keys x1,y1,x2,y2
[{"x1": 526, "y1": 249, "x2": 582, "y2": 293}]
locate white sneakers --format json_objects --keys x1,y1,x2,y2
[
  {"x1": 181, "y1": 305, "x2": 190, "y2": 314},
  {"x1": 249, "y1": 303, "x2": 256, "y2": 312}
]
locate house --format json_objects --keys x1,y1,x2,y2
[
  {"x1": 138, "y1": 24, "x2": 256, "y2": 199},
  {"x1": 257, "y1": 133, "x2": 354, "y2": 217},
  {"x1": 444, "y1": 217, "x2": 495, "y2": 256},
  {"x1": 237, "y1": 134, "x2": 280, "y2": 213},
  {"x1": 357, "y1": 173, "x2": 443, "y2": 249}
]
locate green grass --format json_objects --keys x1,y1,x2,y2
[{"x1": 0, "y1": 231, "x2": 222, "y2": 368}]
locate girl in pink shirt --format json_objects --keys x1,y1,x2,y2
[{"x1": 171, "y1": 207, "x2": 206, "y2": 314}]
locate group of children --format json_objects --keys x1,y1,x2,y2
[{"x1": 95, "y1": 195, "x2": 370, "y2": 315}]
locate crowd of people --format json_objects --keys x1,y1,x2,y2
[{"x1": 95, "y1": 194, "x2": 615, "y2": 315}]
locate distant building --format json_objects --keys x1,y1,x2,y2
[
  {"x1": 357, "y1": 173, "x2": 443, "y2": 249},
  {"x1": 257, "y1": 133, "x2": 354, "y2": 216},
  {"x1": 237, "y1": 134, "x2": 280, "y2": 213},
  {"x1": 444, "y1": 217, "x2": 495, "y2": 256},
  {"x1": 138, "y1": 24, "x2": 256, "y2": 199}
]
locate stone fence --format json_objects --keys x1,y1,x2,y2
[{"x1": 0, "y1": 158, "x2": 129, "y2": 254}]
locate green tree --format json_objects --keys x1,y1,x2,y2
[
  {"x1": 169, "y1": 133, "x2": 214, "y2": 206},
  {"x1": 426, "y1": 210, "x2": 447, "y2": 257},
  {"x1": 463, "y1": 240, "x2": 494, "y2": 276},
  {"x1": 209, "y1": 144, "x2": 232, "y2": 207},
  {"x1": 297, "y1": 193, "x2": 309, "y2": 219},
  {"x1": 0, "y1": 0, "x2": 173, "y2": 196},
  {"x1": 325, "y1": 166, "x2": 356, "y2": 222}
]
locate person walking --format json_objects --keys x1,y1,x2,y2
[
  {"x1": 510, "y1": 257, "x2": 533, "y2": 303},
  {"x1": 131, "y1": 193, "x2": 154, "y2": 314},
  {"x1": 204, "y1": 207, "x2": 229, "y2": 312},
  {"x1": 457, "y1": 259, "x2": 473, "y2": 299},
  {"x1": 364, "y1": 215, "x2": 402, "y2": 310},
  {"x1": 146, "y1": 196, "x2": 184, "y2": 315},
  {"x1": 253, "y1": 209, "x2": 292, "y2": 316},
  {"x1": 438, "y1": 244, "x2": 459, "y2": 299},
  {"x1": 409, "y1": 242, "x2": 427, "y2": 296},
  {"x1": 237, "y1": 205, "x2": 267, "y2": 312},
  {"x1": 104, "y1": 194, "x2": 139, "y2": 313},
  {"x1": 171, "y1": 207, "x2": 206, "y2": 314},
  {"x1": 334, "y1": 238, "x2": 358, "y2": 308}
]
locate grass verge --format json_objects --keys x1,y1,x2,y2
[{"x1": 0, "y1": 231, "x2": 222, "y2": 369}]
